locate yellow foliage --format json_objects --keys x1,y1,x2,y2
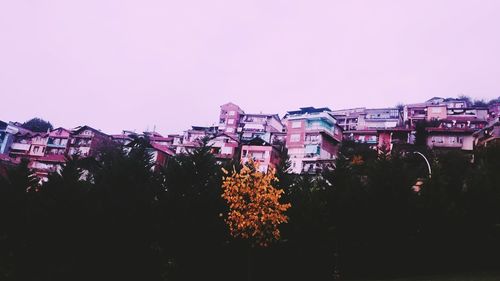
[
  {"x1": 221, "y1": 159, "x2": 291, "y2": 247},
  {"x1": 351, "y1": 155, "x2": 364, "y2": 166}
]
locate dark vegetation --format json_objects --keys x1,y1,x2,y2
[
  {"x1": 1, "y1": 140, "x2": 500, "y2": 280},
  {"x1": 21, "y1": 118, "x2": 53, "y2": 133}
]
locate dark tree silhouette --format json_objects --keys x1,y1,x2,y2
[{"x1": 21, "y1": 117, "x2": 53, "y2": 132}]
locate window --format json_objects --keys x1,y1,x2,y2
[
  {"x1": 227, "y1": 119, "x2": 234, "y2": 125},
  {"x1": 291, "y1": 121, "x2": 301, "y2": 128},
  {"x1": 305, "y1": 134, "x2": 320, "y2": 143},
  {"x1": 228, "y1": 111, "x2": 236, "y2": 116},
  {"x1": 290, "y1": 134, "x2": 300, "y2": 142},
  {"x1": 433, "y1": 136, "x2": 444, "y2": 143},
  {"x1": 33, "y1": 146, "x2": 39, "y2": 153},
  {"x1": 431, "y1": 107, "x2": 442, "y2": 113}
]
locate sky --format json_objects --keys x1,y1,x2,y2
[{"x1": 1, "y1": 0, "x2": 500, "y2": 134}]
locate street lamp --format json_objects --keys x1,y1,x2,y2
[{"x1": 413, "y1": 151, "x2": 432, "y2": 179}]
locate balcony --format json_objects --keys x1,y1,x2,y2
[
  {"x1": 47, "y1": 142, "x2": 67, "y2": 148},
  {"x1": 431, "y1": 141, "x2": 463, "y2": 148},
  {"x1": 10, "y1": 143, "x2": 30, "y2": 151}
]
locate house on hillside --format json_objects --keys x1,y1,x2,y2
[{"x1": 283, "y1": 107, "x2": 343, "y2": 174}]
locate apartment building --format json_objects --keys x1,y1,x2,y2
[
  {"x1": 404, "y1": 97, "x2": 470, "y2": 127},
  {"x1": 426, "y1": 112, "x2": 488, "y2": 151},
  {"x1": 176, "y1": 126, "x2": 218, "y2": 154},
  {"x1": 238, "y1": 113, "x2": 284, "y2": 142},
  {"x1": 68, "y1": 125, "x2": 111, "y2": 157},
  {"x1": 46, "y1": 128, "x2": 71, "y2": 155},
  {"x1": 474, "y1": 117, "x2": 500, "y2": 147},
  {"x1": 283, "y1": 107, "x2": 343, "y2": 174},
  {"x1": 219, "y1": 102, "x2": 245, "y2": 135},
  {"x1": 240, "y1": 137, "x2": 281, "y2": 172},
  {"x1": 207, "y1": 132, "x2": 240, "y2": 161}
]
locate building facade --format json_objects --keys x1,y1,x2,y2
[{"x1": 284, "y1": 107, "x2": 343, "y2": 174}]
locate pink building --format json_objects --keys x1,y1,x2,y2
[
  {"x1": 29, "y1": 154, "x2": 66, "y2": 180},
  {"x1": 176, "y1": 126, "x2": 218, "y2": 154},
  {"x1": 46, "y1": 127, "x2": 71, "y2": 155},
  {"x1": 219, "y1": 102, "x2": 244, "y2": 135},
  {"x1": 207, "y1": 132, "x2": 240, "y2": 161},
  {"x1": 488, "y1": 102, "x2": 500, "y2": 120},
  {"x1": 240, "y1": 137, "x2": 281, "y2": 172},
  {"x1": 237, "y1": 113, "x2": 284, "y2": 141},
  {"x1": 68, "y1": 125, "x2": 111, "y2": 157},
  {"x1": 474, "y1": 117, "x2": 500, "y2": 147},
  {"x1": 283, "y1": 107, "x2": 343, "y2": 174},
  {"x1": 28, "y1": 132, "x2": 48, "y2": 157},
  {"x1": 426, "y1": 117, "x2": 487, "y2": 151},
  {"x1": 376, "y1": 128, "x2": 413, "y2": 152},
  {"x1": 149, "y1": 142, "x2": 174, "y2": 170},
  {"x1": 9, "y1": 131, "x2": 34, "y2": 159},
  {"x1": 344, "y1": 128, "x2": 413, "y2": 153},
  {"x1": 403, "y1": 97, "x2": 471, "y2": 128}
]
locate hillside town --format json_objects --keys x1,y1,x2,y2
[{"x1": 1, "y1": 96, "x2": 500, "y2": 179}]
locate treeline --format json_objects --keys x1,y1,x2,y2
[{"x1": 1, "y1": 139, "x2": 500, "y2": 281}]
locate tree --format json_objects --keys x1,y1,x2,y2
[
  {"x1": 458, "y1": 95, "x2": 472, "y2": 106},
  {"x1": 473, "y1": 99, "x2": 488, "y2": 107},
  {"x1": 221, "y1": 159, "x2": 290, "y2": 247},
  {"x1": 221, "y1": 160, "x2": 290, "y2": 281},
  {"x1": 159, "y1": 140, "x2": 227, "y2": 280},
  {"x1": 21, "y1": 117, "x2": 53, "y2": 132}
]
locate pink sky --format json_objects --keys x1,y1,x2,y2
[{"x1": 1, "y1": 0, "x2": 500, "y2": 134}]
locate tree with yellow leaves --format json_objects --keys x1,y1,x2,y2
[{"x1": 221, "y1": 159, "x2": 291, "y2": 248}]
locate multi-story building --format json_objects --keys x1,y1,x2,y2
[
  {"x1": 240, "y1": 137, "x2": 281, "y2": 172},
  {"x1": 0, "y1": 121, "x2": 12, "y2": 154},
  {"x1": 331, "y1": 108, "x2": 366, "y2": 131},
  {"x1": 283, "y1": 107, "x2": 343, "y2": 174},
  {"x1": 339, "y1": 107, "x2": 403, "y2": 151},
  {"x1": 9, "y1": 131, "x2": 34, "y2": 159},
  {"x1": 489, "y1": 102, "x2": 500, "y2": 120},
  {"x1": 207, "y1": 132, "x2": 240, "y2": 161},
  {"x1": 219, "y1": 102, "x2": 245, "y2": 134},
  {"x1": 426, "y1": 116, "x2": 488, "y2": 151},
  {"x1": 358, "y1": 108, "x2": 402, "y2": 129},
  {"x1": 176, "y1": 126, "x2": 218, "y2": 154},
  {"x1": 404, "y1": 97, "x2": 471, "y2": 128},
  {"x1": 473, "y1": 117, "x2": 500, "y2": 148},
  {"x1": 1, "y1": 122, "x2": 31, "y2": 156},
  {"x1": 29, "y1": 154, "x2": 67, "y2": 179},
  {"x1": 46, "y1": 127, "x2": 71, "y2": 155},
  {"x1": 149, "y1": 142, "x2": 174, "y2": 170},
  {"x1": 68, "y1": 125, "x2": 111, "y2": 157},
  {"x1": 111, "y1": 133, "x2": 133, "y2": 146},
  {"x1": 237, "y1": 113, "x2": 284, "y2": 142},
  {"x1": 28, "y1": 133, "x2": 48, "y2": 157}
]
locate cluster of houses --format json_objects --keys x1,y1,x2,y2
[{"x1": 1, "y1": 97, "x2": 500, "y2": 179}]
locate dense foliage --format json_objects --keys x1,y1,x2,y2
[
  {"x1": 21, "y1": 117, "x2": 54, "y2": 132},
  {"x1": 1, "y1": 141, "x2": 500, "y2": 281}
]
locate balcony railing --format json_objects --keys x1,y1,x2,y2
[{"x1": 432, "y1": 142, "x2": 463, "y2": 148}]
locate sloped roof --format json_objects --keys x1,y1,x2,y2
[
  {"x1": 72, "y1": 125, "x2": 108, "y2": 136},
  {"x1": 150, "y1": 142, "x2": 175, "y2": 156},
  {"x1": 241, "y1": 137, "x2": 272, "y2": 146}
]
